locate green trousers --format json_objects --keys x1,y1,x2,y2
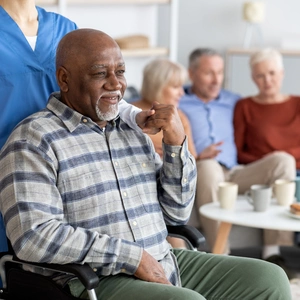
[{"x1": 68, "y1": 249, "x2": 292, "y2": 300}]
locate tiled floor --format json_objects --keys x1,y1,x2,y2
[{"x1": 290, "y1": 278, "x2": 300, "y2": 300}]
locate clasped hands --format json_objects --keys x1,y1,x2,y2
[{"x1": 136, "y1": 101, "x2": 185, "y2": 147}]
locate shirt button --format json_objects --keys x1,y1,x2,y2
[
  {"x1": 183, "y1": 178, "x2": 187, "y2": 183},
  {"x1": 123, "y1": 192, "x2": 127, "y2": 197},
  {"x1": 93, "y1": 268, "x2": 97, "y2": 272},
  {"x1": 133, "y1": 221, "x2": 137, "y2": 226},
  {"x1": 121, "y1": 268, "x2": 126, "y2": 273},
  {"x1": 142, "y1": 163, "x2": 146, "y2": 168},
  {"x1": 171, "y1": 153, "x2": 176, "y2": 158},
  {"x1": 115, "y1": 162, "x2": 119, "y2": 167},
  {"x1": 82, "y1": 118, "x2": 88, "y2": 123}
]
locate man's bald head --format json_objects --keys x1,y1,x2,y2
[{"x1": 56, "y1": 29, "x2": 120, "y2": 69}]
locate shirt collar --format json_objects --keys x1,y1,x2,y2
[
  {"x1": 184, "y1": 85, "x2": 222, "y2": 102},
  {"x1": 47, "y1": 92, "x2": 121, "y2": 132}
]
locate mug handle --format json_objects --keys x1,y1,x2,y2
[
  {"x1": 244, "y1": 190, "x2": 253, "y2": 205},
  {"x1": 270, "y1": 183, "x2": 276, "y2": 198}
]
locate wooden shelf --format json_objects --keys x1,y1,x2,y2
[
  {"x1": 121, "y1": 47, "x2": 168, "y2": 57},
  {"x1": 36, "y1": 0, "x2": 170, "y2": 5},
  {"x1": 227, "y1": 48, "x2": 300, "y2": 56},
  {"x1": 70, "y1": 0, "x2": 170, "y2": 4},
  {"x1": 36, "y1": 0, "x2": 58, "y2": 4},
  {"x1": 225, "y1": 48, "x2": 300, "y2": 96}
]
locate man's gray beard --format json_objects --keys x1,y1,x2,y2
[{"x1": 95, "y1": 101, "x2": 119, "y2": 121}]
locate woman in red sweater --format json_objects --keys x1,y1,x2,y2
[
  {"x1": 234, "y1": 48, "x2": 300, "y2": 269},
  {"x1": 234, "y1": 48, "x2": 300, "y2": 170}
]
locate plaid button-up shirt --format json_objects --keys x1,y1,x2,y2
[{"x1": 0, "y1": 93, "x2": 197, "y2": 286}]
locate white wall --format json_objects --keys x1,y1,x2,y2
[
  {"x1": 40, "y1": 0, "x2": 300, "y2": 92},
  {"x1": 176, "y1": 0, "x2": 300, "y2": 67}
]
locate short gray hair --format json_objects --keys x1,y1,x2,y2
[
  {"x1": 188, "y1": 48, "x2": 222, "y2": 69},
  {"x1": 140, "y1": 59, "x2": 187, "y2": 102},
  {"x1": 250, "y1": 48, "x2": 284, "y2": 70}
]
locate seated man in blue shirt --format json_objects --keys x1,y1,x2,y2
[
  {"x1": 0, "y1": 29, "x2": 292, "y2": 300},
  {"x1": 179, "y1": 48, "x2": 295, "y2": 259}
]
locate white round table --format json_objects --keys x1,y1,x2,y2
[{"x1": 200, "y1": 196, "x2": 300, "y2": 254}]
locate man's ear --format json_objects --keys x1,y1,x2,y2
[{"x1": 56, "y1": 66, "x2": 69, "y2": 92}]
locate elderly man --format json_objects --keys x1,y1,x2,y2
[
  {"x1": 179, "y1": 48, "x2": 296, "y2": 262},
  {"x1": 0, "y1": 29, "x2": 291, "y2": 299}
]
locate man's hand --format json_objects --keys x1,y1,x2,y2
[
  {"x1": 134, "y1": 250, "x2": 172, "y2": 285},
  {"x1": 143, "y1": 102, "x2": 185, "y2": 146},
  {"x1": 136, "y1": 109, "x2": 161, "y2": 135},
  {"x1": 197, "y1": 141, "x2": 223, "y2": 160}
]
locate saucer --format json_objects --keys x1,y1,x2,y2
[{"x1": 285, "y1": 210, "x2": 300, "y2": 220}]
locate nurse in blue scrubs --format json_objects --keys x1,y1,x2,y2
[
  {"x1": 0, "y1": 0, "x2": 78, "y2": 257},
  {"x1": 0, "y1": 0, "x2": 78, "y2": 149}
]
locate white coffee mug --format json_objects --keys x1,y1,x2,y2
[
  {"x1": 217, "y1": 182, "x2": 238, "y2": 210},
  {"x1": 245, "y1": 184, "x2": 272, "y2": 212},
  {"x1": 273, "y1": 179, "x2": 296, "y2": 206}
]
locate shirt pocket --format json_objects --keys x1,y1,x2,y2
[
  {"x1": 59, "y1": 171, "x2": 116, "y2": 226},
  {"x1": 126, "y1": 157, "x2": 159, "y2": 212}
]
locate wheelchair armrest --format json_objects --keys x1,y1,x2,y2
[
  {"x1": 166, "y1": 225, "x2": 205, "y2": 249},
  {"x1": 11, "y1": 256, "x2": 99, "y2": 290}
]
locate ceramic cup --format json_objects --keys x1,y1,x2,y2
[
  {"x1": 245, "y1": 184, "x2": 272, "y2": 212},
  {"x1": 217, "y1": 182, "x2": 238, "y2": 210},
  {"x1": 273, "y1": 179, "x2": 296, "y2": 206},
  {"x1": 294, "y1": 176, "x2": 300, "y2": 203}
]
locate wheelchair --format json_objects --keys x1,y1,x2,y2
[{"x1": 0, "y1": 225, "x2": 205, "y2": 300}]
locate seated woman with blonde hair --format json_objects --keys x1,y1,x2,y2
[
  {"x1": 234, "y1": 48, "x2": 300, "y2": 274},
  {"x1": 132, "y1": 58, "x2": 197, "y2": 158},
  {"x1": 132, "y1": 59, "x2": 197, "y2": 248}
]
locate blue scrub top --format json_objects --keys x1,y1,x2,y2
[{"x1": 0, "y1": 6, "x2": 77, "y2": 253}]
